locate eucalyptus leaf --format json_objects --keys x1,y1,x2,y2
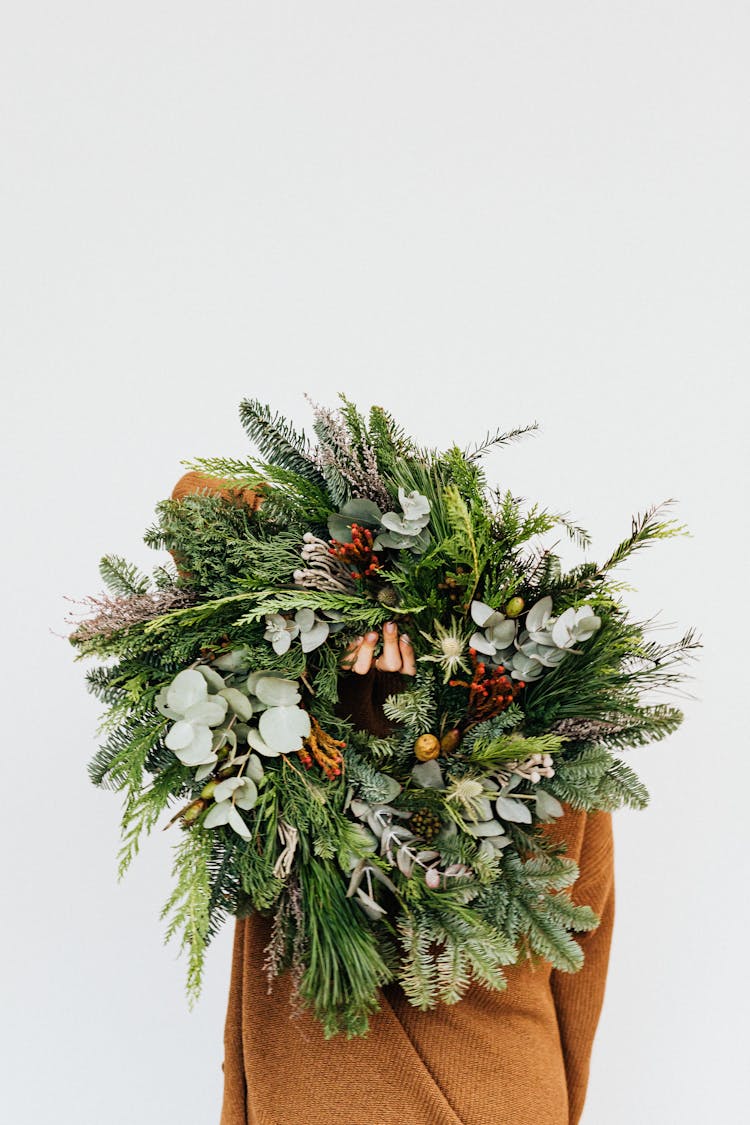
[
  {"x1": 258, "y1": 705, "x2": 311, "y2": 752},
  {"x1": 253, "y1": 676, "x2": 301, "y2": 707},
  {"x1": 495, "y1": 795, "x2": 533, "y2": 823},
  {"x1": 341, "y1": 498, "x2": 383, "y2": 522},
  {"x1": 535, "y1": 789, "x2": 565, "y2": 821},
  {"x1": 465, "y1": 819, "x2": 507, "y2": 837},
  {"x1": 246, "y1": 753, "x2": 265, "y2": 783},
  {"x1": 184, "y1": 699, "x2": 228, "y2": 726},
  {"x1": 411, "y1": 759, "x2": 445, "y2": 789},
  {"x1": 246, "y1": 727, "x2": 281, "y2": 757},
  {"x1": 197, "y1": 665, "x2": 226, "y2": 692},
  {"x1": 166, "y1": 668, "x2": 206, "y2": 713},
  {"x1": 219, "y1": 687, "x2": 254, "y2": 721}
]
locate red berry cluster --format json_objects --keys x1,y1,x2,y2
[
  {"x1": 329, "y1": 523, "x2": 381, "y2": 580},
  {"x1": 449, "y1": 647, "x2": 525, "y2": 724}
]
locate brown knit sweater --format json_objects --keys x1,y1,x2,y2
[{"x1": 170, "y1": 473, "x2": 615, "y2": 1125}]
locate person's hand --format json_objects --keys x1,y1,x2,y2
[{"x1": 340, "y1": 621, "x2": 417, "y2": 676}]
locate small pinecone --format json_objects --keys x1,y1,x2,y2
[
  {"x1": 410, "y1": 806, "x2": 442, "y2": 844},
  {"x1": 376, "y1": 585, "x2": 400, "y2": 608}
]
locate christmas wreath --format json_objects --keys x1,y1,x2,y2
[{"x1": 68, "y1": 395, "x2": 697, "y2": 1037}]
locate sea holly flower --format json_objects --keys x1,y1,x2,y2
[
  {"x1": 418, "y1": 617, "x2": 472, "y2": 683},
  {"x1": 203, "y1": 776, "x2": 259, "y2": 839},
  {"x1": 445, "y1": 775, "x2": 499, "y2": 823}
]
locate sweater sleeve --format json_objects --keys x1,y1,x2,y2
[
  {"x1": 550, "y1": 809, "x2": 615, "y2": 1125},
  {"x1": 334, "y1": 665, "x2": 408, "y2": 736}
]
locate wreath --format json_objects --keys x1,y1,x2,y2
[{"x1": 67, "y1": 395, "x2": 697, "y2": 1038}]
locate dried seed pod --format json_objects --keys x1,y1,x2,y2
[
  {"x1": 410, "y1": 806, "x2": 443, "y2": 844},
  {"x1": 440, "y1": 728, "x2": 461, "y2": 755},
  {"x1": 414, "y1": 733, "x2": 441, "y2": 761},
  {"x1": 181, "y1": 798, "x2": 207, "y2": 825},
  {"x1": 376, "y1": 585, "x2": 400, "y2": 608}
]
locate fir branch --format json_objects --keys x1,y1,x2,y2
[
  {"x1": 180, "y1": 456, "x2": 331, "y2": 526},
  {"x1": 381, "y1": 670, "x2": 436, "y2": 733},
  {"x1": 458, "y1": 706, "x2": 524, "y2": 753},
  {"x1": 99, "y1": 554, "x2": 151, "y2": 596},
  {"x1": 238, "y1": 398, "x2": 324, "y2": 485},
  {"x1": 396, "y1": 913, "x2": 439, "y2": 1008},
  {"x1": 344, "y1": 747, "x2": 403, "y2": 804},
  {"x1": 595, "y1": 759, "x2": 650, "y2": 810},
  {"x1": 465, "y1": 731, "x2": 564, "y2": 770},
  {"x1": 367, "y1": 405, "x2": 415, "y2": 481},
  {"x1": 87, "y1": 712, "x2": 168, "y2": 791}
]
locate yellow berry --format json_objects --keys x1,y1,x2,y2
[{"x1": 414, "y1": 734, "x2": 441, "y2": 761}]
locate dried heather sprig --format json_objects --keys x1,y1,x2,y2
[
  {"x1": 306, "y1": 396, "x2": 392, "y2": 508},
  {"x1": 66, "y1": 587, "x2": 196, "y2": 644}
]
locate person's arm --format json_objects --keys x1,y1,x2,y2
[
  {"x1": 167, "y1": 470, "x2": 264, "y2": 576},
  {"x1": 550, "y1": 809, "x2": 615, "y2": 1125}
]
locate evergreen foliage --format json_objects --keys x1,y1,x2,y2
[{"x1": 69, "y1": 393, "x2": 697, "y2": 1036}]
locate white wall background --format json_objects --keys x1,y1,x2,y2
[{"x1": 1, "y1": 3, "x2": 747, "y2": 1122}]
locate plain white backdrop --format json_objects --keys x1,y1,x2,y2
[{"x1": 1, "y1": 3, "x2": 747, "y2": 1123}]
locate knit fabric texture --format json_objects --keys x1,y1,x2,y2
[
  {"x1": 218, "y1": 668, "x2": 615, "y2": 1125},
  {"x1": 168, "y1": 472, "x2": 615, "y2": 1125}
]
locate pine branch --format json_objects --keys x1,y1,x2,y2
[
  {"x1": 397, "y1": 914, "x2": 439, "y2": 1008},
  {"x1": 462, "y1": 422, "x2": 539, "y2": 462},
  {"x1": 595, "y1": 759, "x2": 650, "y2": 810},
  {"x1": 601, "y1": 500, "x2": 688, "y2": 574}
]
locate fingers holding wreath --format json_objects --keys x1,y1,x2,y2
[
  {"x1": 398, "y1": 633, "x2": 417, "y2": 676},
  {"x1": 375, "y1": 621, "x2": 402, "y2": 672},
  {"x1": 340, "y1": 623, "x2": 417, "y2": 676}
]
